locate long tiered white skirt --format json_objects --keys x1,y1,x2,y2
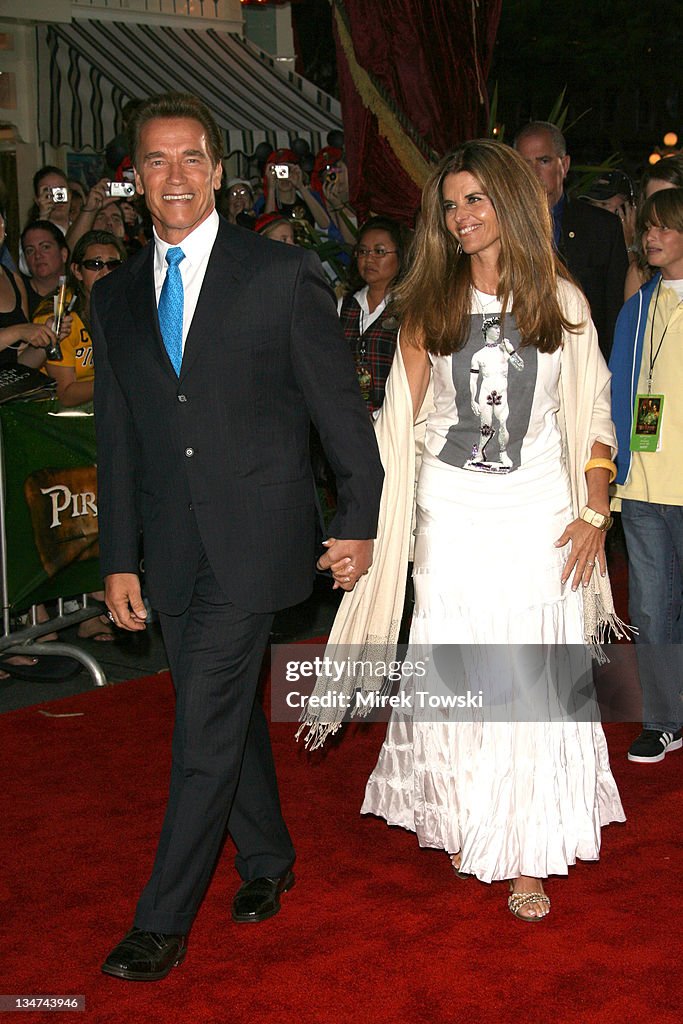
[{"x1": 361, "y1": 457, "x2": 625, "y2": 881}]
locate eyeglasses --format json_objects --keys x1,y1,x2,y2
[
  {"x1": 354, "y1": 247, "x2": 398, "y2": 258},
  {"x1": 229, "y1": 188, "x2": 250, "y2": 198},
  {"x1": 80, "y1": 258, "x2": 123, "y2": 271}
]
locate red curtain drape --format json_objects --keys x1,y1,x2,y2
[{"x1": 332, "y1": 0, "x2": 502, "y2": 223}]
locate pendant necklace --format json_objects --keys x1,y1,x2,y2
[{"x1": 355, "y1": 304, "x2": 372, "y2": 402}]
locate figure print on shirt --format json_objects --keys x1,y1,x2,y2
[
  {"x1": 437, "y1": 312, "x2": 537, "y2": 473},
  {"x1": 467, "y1": 316, "x2": 524, "y2": 471}
]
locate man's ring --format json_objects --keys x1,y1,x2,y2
[{"x1": 107, "y1": 611, "x2": 115, "y2": 622}]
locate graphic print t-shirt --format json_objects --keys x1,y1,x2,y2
[{"x1": 424, "y1": 292, "x2": 562, "y2": 475}]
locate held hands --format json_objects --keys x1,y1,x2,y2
[
  {"x1": 555, "y1": 519, "x2": 607, "y2": 591},
  {"x1": 104, "y1": 573, "x2": 147, "y2": 631},
  {"x1": 317, "y1": 538, "x2": 374, "y2": 591}
]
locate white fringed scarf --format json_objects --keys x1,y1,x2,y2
[{"x1": 297, "y1": 339, "x2": 430, "y2": 748}]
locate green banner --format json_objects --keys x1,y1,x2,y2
[{"x1": 1, "y1": 398, "x2": 103, "y2": 611}]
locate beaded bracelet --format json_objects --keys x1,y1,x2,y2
[{"x1": 584, "y1": 457, "x2": 617, "y2": 483}]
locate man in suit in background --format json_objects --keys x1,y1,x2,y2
[
  {"x1": 514, "y1": 121, "x2": 628, "y2": 360},
  {"x1": 93, "y1": 93, "x2": 383, "y2": 981}
]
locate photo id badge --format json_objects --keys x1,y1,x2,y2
[
  {"x1": 630, "y1": 394, "x2": 664, "y2": 453},
  {"x1": 356, "y1": 362, "x2": 373, "y2": 403}
]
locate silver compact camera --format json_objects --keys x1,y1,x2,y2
[
  {"x1": 274, "y1": 164, "x2": 290, "y2": 179},
  {"x1": 105, "y1": 181, "x2": 136, "y2": 198},
  {"x1": 50, "y1": 187, "x2": 69, "y2": 203}
]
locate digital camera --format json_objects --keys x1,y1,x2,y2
[
  {"x1": 105, "y1": 181, "x2": 136, "y2": 198},
  {"x1": 274, "y1": 164, "x2": 290, "y2": 179},
  {"x1": 50, "y1": 187, "x2": 69, "y2": 203}
]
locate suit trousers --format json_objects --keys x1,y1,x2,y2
[{"x1": 134, "y1": 547, "x2": 295, "y2": 934}]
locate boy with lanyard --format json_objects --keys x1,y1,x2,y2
[{"x1": 610, "y1": 187, "x2": 683, "y2": 762}]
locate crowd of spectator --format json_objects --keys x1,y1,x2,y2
[
  {"x1": 5, "y1": 121, "x2": 680, "y2": 405},
  {"x1": 0, "y1": 118, "x2": 675, "y2": 411},
  {"x1": 1, "y1": 110, "x2": 682, "y2": 764}
]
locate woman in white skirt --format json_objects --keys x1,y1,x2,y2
[{"x1": 324, "y1": 141, "x2": 625, "y2": 922}]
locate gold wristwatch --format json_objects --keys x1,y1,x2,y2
[{"x1": 580, "y1": 506, "x2": 614, "y2": 532}]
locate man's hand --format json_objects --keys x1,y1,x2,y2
[
  {"x1": 317, "y1": 538, "x2": 374, "y2": 591},
  {"x1": 104, "y1": 573, "x2": 147, "y2": 631}
]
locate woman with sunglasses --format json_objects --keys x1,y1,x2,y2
[
  {"x1": 339, "y1": 216, "x2": 410, "y2": 413},
  {"x1": 38, "y1": 230, "x2": 126, "y2": 407}
]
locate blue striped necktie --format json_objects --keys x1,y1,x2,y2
[{"x1": 158, "y1": 246, "x2": 185, "y2": 375}]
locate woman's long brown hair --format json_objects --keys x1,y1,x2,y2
[{"x1": 393, "y1": 140, "x2": 582, "y2": 354}]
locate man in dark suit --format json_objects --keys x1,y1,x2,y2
[
  {"x1": 93, "y1": 93, "x2": 383, "y2": 981},
  {"x1": 514, "y1": 121, "x2": 628, "y2": 359}
]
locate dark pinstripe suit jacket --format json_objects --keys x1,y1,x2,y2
[
  {"x1": 91, "y1": 217, "x2": 383, "y2": 615},
  {"x1": 559, "y1": 196, "x2": 628, "y2": 359}
]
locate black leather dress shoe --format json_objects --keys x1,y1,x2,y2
[
  {"x1": 101, "y1": 928, "x2": 187, "y2": 981},
  {"x1": 231, "y1": 870, "x2": 295, "y2": 923}
]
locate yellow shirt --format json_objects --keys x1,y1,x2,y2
[
  {"x1": 34, "y1": 300, "x2": 95, "y2": 383},
  {"x1": 613, "y1": 282, "x2": 683, "y2": 508},
  {"x1": 46, "y1": 312, "x2": 94, "y2": 382}
]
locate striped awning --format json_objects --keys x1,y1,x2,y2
[{"x1": 37, "y1": 19, "x2": 342, "y2": 156}]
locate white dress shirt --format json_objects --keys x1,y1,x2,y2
[
  {"x1": 337, "y1": 285, "x2": 388, "y2": 332},
  {"x1": 153, "y1": 209, "x2": 220, "y2": 352}
]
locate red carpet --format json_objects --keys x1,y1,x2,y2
[{"x1": 1, "y1": 668, "x2": 680, "y2": 1024}]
